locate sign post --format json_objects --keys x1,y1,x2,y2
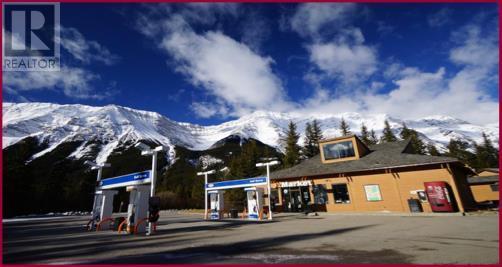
[
  {"x1": 134, "y1": 142, "x2": 164, "y2": 236},
  {"x1": 256, "y1": 160, "x2": 280, "y2": 220},
  {"x1": 197, "y1": 170, "x2": 216, "y2": 220},
  {"x1": 85, "y1": 161, "x2": 110, "y2": 230}
]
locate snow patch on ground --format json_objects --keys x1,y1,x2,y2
[{"x1": 199, "y1": 155, "x2": 224, "y2": 170}]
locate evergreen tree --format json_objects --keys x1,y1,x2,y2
[
  {"x1": 360, "y1": 123, "x2": 371, "y2": 145},
  {"x1": 303, "y1": 122, "x2": 315, "y2": 158},
  {"x1": 475, "y1": 132, "x2": 499, "y2": 168},
  {"x1": 368, "y1": 129, "x2": 378, "y2": 146},
  {"x1": 381, "y1": 120, "x2": 397, "y2": 143},
  {"x1": 427, "y1": 143, "x2": 441, "y2": 156},
  {"x1": 339, "y1": 118, "x2": 351, "y2": 136},
  {"x1": 283, "y1": 120, "x2": 301, "y2": 167},
  {"x1": 303, "y1": 120, "x2": 323, "y2": 158},
  {"x1": 312, "y1": 119, "x2": 323, "y2": 144},
  {"x1": 445, "y1": 138, "x2": 476, "y2": 167},
  {"x1": 400, "y1": 123, "x2": 412, "y2": 140},
  {"x1": 400, "y1": 123, "x2": 426, "y2": 154}
]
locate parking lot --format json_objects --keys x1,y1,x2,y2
[{"x1": 3, "y1": 212, "x2": 499, "y2": 264}]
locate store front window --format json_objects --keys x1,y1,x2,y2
[
  {"x1": 332, "y1": 184, "x2": 351, "y2": 204},
  {"x1": 313, "y1": 185, "x2": 328, "y2": 205}
]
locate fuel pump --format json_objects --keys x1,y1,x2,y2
[
  {"x1": 89, "y1": 190, "x2": 117, "y2": 230},
  {"x1": 126, "y1": 185, "x2": 150, "y2": 233},
  {"x1": 208, "y1": 190, "x2": 224, "y2": 220},
  {"x1": 245, "y1": 187, "x2": 264, "y2": 220}
]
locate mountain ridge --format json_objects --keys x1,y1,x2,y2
[{"x1": 3, "y1": 102, "x2": 498, "y2": 165}]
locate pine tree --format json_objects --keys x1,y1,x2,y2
[
  {"x1": 400, "y1": 123, "x2": 426, "y2": 154},
  {"x1": 312, "y1": 119, "x2": 323, "y2": 144},
  {"x1": 303, "y1": 120, "x2": 323, "y2": 158},
  {"x1": 475, "y1": 132, "x2": 499, "y2": 169},
  {"x1": 381, "y1": 120, "x2": 397, "y2": 143},
  {"x1": 360, "y1": 123, "x2": 371, "y2": 145},
  {"x1": 446, "y1": 138, "x2": 476, "y2": 167},
  {"x1": 400, "y1": 123, "x2": 412, "y2": 140},
  {"x1": 368, "y1": 129, "x2": 378, "y2": 146},
  {"x1": 339, "y1": 118, "x2": 351, "y2": 136},
  {"x1": 303, "y1": 122, "x2": 315, "y2": 158},
  {"x1": 427, "y1": 143, "x2": 441, "y2": 156},
  {"x1": 283, "y1": 120, "x2": 301, "y2": 167}
]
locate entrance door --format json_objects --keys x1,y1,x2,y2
[
  {"x1": 290, "y1": 188, "x2": 302, "y2": 212},
  {"x1": 282, "y1": 186, "x2": 311, "y2": 212}
]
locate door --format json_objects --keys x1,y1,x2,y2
[{"x1": 290, "y1": 189, "x2": 302, "y2": 212}]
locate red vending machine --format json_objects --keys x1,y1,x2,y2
[{"x1": 424, "y1": 182, "x2": 455, "y2": 212}]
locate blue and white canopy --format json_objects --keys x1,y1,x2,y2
[
  {"x1": 98, "y1": 170, "x2": 151, "y2": 189},
  {"x1": 205, "y1": 177, "x2": 267, "y2": 190}
]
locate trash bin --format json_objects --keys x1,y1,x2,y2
[
  {"x1": 230, "y1": 209, "x2": 238, "y2": 218},
  {"x1": 114, "y1": 217, "x2": 126, "y2": 231},
  {"x1": 407, "y1": 199, "x2": 423, "y2": 213}
]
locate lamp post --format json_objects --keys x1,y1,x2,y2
[
  {"x1": 256, "y1": 160, "x2": 280, "y2": 220},
  {"x1": 85, "y1": 161, "x2": 111, "y2": 230},
  {"x1": 134, "y1": 142, "x2": 164, "y2": 235},
  {"x1": 197, "y1": 169, "x2": 216, "y2": 219}
]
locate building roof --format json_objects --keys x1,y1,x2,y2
[
  {"x1": 271, "y1": 139, "x2": 462, "y2": 180},
  {"x1": 467, "y1": 175, "x2": 499, "y2": 184},
  {"x1": 478, "y1": 168, "x2": 499, "y2": 174}
]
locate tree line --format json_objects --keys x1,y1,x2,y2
[{"x1": 281, "y1": 118, "x2": 499, "y2": 171}]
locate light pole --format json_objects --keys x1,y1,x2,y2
[
  {"x1": 256, "y1": 160, "x2": 280, "y2": 220},
  {"x1": 197, "y1": 169, "x2": 216, "y2": 219},
  {"x1": 134, "y1": 142, "x2": 164, "y2": 235},
  {"x1": 85, "y1": 161, "x2": 111, "y2": 230}
]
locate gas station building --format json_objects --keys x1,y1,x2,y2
[{"x1": 269, "y1": 135, "x2": 478, "y2": 213}]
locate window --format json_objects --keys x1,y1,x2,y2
[
  {"x1": 332, "y1": 184, "x2": 350, "y2": 204},
  {"x1": 323, "y1": 141, "x2": 355, "y2": 160},
  {"x1": 313, "y1": 185, "x2": 328, "y2": 205},
  {"x1": 364, "y1": 185, "x2": 382, "y2": 201}
]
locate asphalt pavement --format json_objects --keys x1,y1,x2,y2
[{"x1": 2, "y1": 211, "x2": 499, "y2": 264}]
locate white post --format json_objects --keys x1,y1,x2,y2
[
  {"x1": 151, "y1": 152, "x2": 157, "y2": 198},
  {"x1": 97, "y1": 167, "x2": 103, "y2": 182},
  {"x1": 147, "y1": 151, "x2": 157, "y2": 235},
  {"x1": 266, "y1": 164, "x2": 273, "y2": 220},
  {"x1": 204, "y1": 173, "x2": 208, "y2": 220},
  {"x1": 90, "y1": 167, "x2": 102, "y2": 229}
]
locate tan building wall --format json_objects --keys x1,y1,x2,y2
[
  {"x1": 470, "y1": 184, "x2": 499, "y2": 203},
  {"x1": 272, "y1": 164, "x2": 474, "y2": 213}
]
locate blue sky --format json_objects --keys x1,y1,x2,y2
[{"x1": 3, "y1": 3, "x2": 499, "y2": 125}]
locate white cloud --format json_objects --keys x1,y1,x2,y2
[
  {"x1": 294, "y1": 20, "x2": 499, "y2": 125},
  {"x1": 290, "y1": 3, "x2": 357, "y2": 39},
  {"x1": 59, "y1": 26, "x2": 120, "y2": 65},
  {"x1": 3, "y1": 26, "x2": 119, "y2": 101},
  {"x1": 190, "y1": 101, "x2": 229, "y2": 118},
  {"x1": 3, "y1": 67, "x2": 115, "y2": 100},
  {"x1": 308, "y1": 42, "x2": 377, "y2": 83},
  {"x1": 136, "y1": 4, "x2": 498, "y2": 125},
  {"x1": 290, "y1": 4, "x2": 377, "y2": 84},
  {"x1": 449, "y1": 23, "x2": 498, "y2": 68},
  {"x1": 428, "y1": 8, "x2": 451, "y2": 28},
  {"x1": 137, "y1": 5, "x2": 292, "y2": 118}
]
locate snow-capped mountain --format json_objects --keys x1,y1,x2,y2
[{"x1": 2, "y1": 102, "x2": 498, "y2": 164}]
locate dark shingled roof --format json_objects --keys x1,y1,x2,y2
[
  {"x1": 271, "y1": 139, "x2": 460, "y2": 180},
  {"x1": 467, "y1": 175, "x2": 499, "y2": 184}
]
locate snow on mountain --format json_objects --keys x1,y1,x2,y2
[{"x1": 2, "y1": 102, "x2": 498, "y2": 164}]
